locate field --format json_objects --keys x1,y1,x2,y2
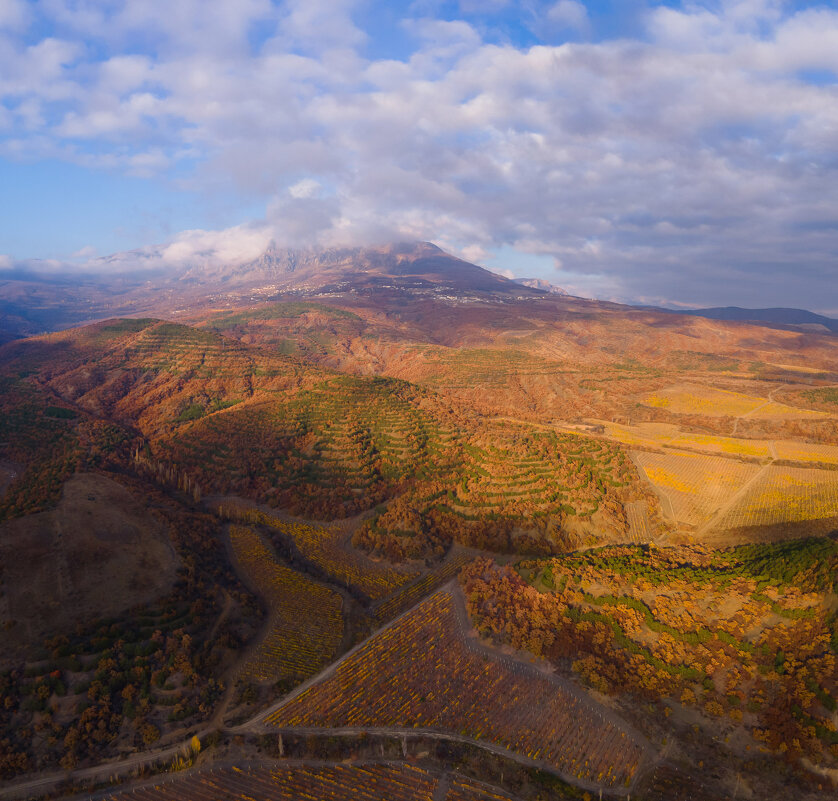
[
  {"x1": 664, "y1": 431, "x2": 771, "y2": 458},
  {"x1": 644, "y1": 385, "x2": 828, "y2": 419},
  {"x1": 773, "y1": 440, "x2": 838, "y2": 465},
  {"x1": 265, "y1": 589, "x2": 648, "y2": 789},
  {"x1": 632, "y1": 451, "x2": 760, "y2": 529},
  {"x1": 99, "y1": 763, "x2": 440, "y2": 801},
  {"x1": 593, "y1": 419, "x2": 772, "y2": 458},
  {"x1": 220, "y1": 503, "x2": 417, "y2": 601},
  {"x1": 228, "y1": 524, "x2": 344, "y2": 684},
  {"x1": 716, "y1": 465, "x2": 838, "y2": 529}
]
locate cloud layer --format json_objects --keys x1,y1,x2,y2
[{"x1": 1, "y1": 1, "x2": 837, "y2": 311}]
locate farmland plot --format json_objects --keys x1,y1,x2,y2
[
  {"x1": 633, "y1": 451, "x2": 760, "y2": 528},
  {"x1": 221, "y1": 504, "x2": 417, "y2": 601},
  {"x1": 717, "y1": 466, "x2": 838, "y2": 529},
  {"x1": 773, "y1": 440, "x2": 838, "y2": 466},
  {"x1": 644, "y1": 386, "x2": 768, "y2": 417},
  {"x1": 265, "y1": 589, "x2": 647, "y2": 789},
  {"x1": 229, "y1": 524, "x2": 344, "y2": 683},
  {"x1": 99, "y1": 763, "x2": 439, "y2": 801}
]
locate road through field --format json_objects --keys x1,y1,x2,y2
[{"x1": 695, "y1": 459, "x2": 773, "y2": 537}]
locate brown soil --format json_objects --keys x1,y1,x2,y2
[{"x1": 0, "y1": 472, "x2": 179, "y2": 661}]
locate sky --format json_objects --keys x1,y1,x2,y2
[{"x1": 1, "y1": 0, "x2": 837, "y2": 314}]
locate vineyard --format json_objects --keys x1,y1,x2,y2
[
  {"x1": 665, "y1": 431, "x2": 770, "y2": 458},
  {"x1": 643, "y1": 385, "x2": 827, "y2": 419},
  {"x1": 644, "y1": 386, "x2": 770, "y2": 417},
  {"x1": 220, "y1": 504, "x2": 417, "y2": 601},
  {"x1": 717, "y1": 465, "x2": 838, "y2": 529},
  {"x1": 228, "y1": 525, "x2": 344, "y2": 683},
  {"x1": 445, "y1": 774, "x2": 520, "y2": 801},
  {"x1": 773, "y1": 440, "x2": 838, "y2": 465},
  {"x1": 265, "y1": 589, "x2": 647, "y2": 789},
  {"x1": 632, "y1": 451, "x2": 759, "y2": 528},
  {"x1": 99, "y1": 763, "x2": 440, "y2": 801},
  {"x1": 372, "y1": 550, "x2": 475, "y2": 622},
  {"x1": 591, "y1": 419, "x2": 774, "y2": 459}
]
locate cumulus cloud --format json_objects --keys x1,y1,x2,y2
[
  {"x1": 546, "y1": 1, "x2": 589, "y2": 32},
  {"x1": 1, "y1": 1, "x2": 838, "y2": 310}
]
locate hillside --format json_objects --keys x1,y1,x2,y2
[{"x1": 1, "y1": 268, "x2": 837, "y2": 801}]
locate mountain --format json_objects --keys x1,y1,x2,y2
[
  {"x1": 671, "y1": 305, "x2": 838, "y2": 334},
  {"x1": 513, "y1": 277, "x2": 568, "y2": 295},
  {"x1": 0, "y1": 241, "x2": 540, "y2": 341}
]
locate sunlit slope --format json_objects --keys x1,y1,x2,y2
[
  {"x1": 0, "y1": 318, "x2": 324, "y2": 438},
  {"x1": 1, "y1": 318, "x2": 657, "y2": 553}
]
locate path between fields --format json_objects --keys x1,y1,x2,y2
[
  {"x1": 695, "y1": 456, "x2": 774, "y2": 537},
  {"x1": 240, "y1": 581, "x2": 658, "y2": 796},
  {"x1": 731, "y1": 387, "x2": 780, "y2": 436},
  {"x1": 0, "y1": 581, "x2": 657, "y2": 801}
]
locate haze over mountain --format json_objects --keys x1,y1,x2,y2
[
  {"x1": 512, "y1": 278, "x2": 569, "y2": 295},
  {"x1": 0, "y1": 241, "x2": 546, "y2": 342},
  {"x1": 671, "y1": 306, "x2": 838, "y2": 335}
]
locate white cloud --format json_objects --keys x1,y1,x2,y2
[
  {"x1": 2, "y1": 1, "x2": 838, "y2": 309},
  {"x1": 288, "y1": 178, "x2": 322, "y2": 198},
  {"x1": 0, "y1": 0, "x2": 29, "y2": 31},
  {"x1": 546, "y1": 1, "x2": 589, "y2": 32}
]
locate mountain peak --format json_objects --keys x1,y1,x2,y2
[{"x1": 513, "y1": 277, "x2": 568, "y2": 295}]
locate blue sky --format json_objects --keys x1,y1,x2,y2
[{"x1": 1, "y1": 1, "x2": 837, "y2": 313}]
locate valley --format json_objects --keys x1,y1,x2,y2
[{"x1": 0, "y1": 245, "x2": 836, "y2": 801}]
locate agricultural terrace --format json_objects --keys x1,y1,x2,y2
[
  {"x1": 228, "y1": 525, "x2": 343, "y2": 684},
  {"x1": 356, "y1": 423, "x2": 655, "y2": 559},
  {"x1": 98, "y1": 763, "x2": 440, "y2": 801},
  {"x1": 404, "y1": 345, "x2": 565, "y2": 393},
  {"x1": 265, "y1": 589, "x2": 647, "y2": 789},
  {"x1": 644, "y1": 385, "x2": 827, "y2": 419},
  {"x1": 632, "y1": 451, "x2": 759, "y2": 529},
  {"x1": 160, "y1": 375, "x2": 461, "y2": 518},
  {"x1": 717, "y1": 466, "x2": 838, "y2": 529},
  {"x1": 474, "y1": 539, "x2": 838, "y2": 770},
  {"x1": 220, "y1": 504, "x2": 416, "y2": 601}
]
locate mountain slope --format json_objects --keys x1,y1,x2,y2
[{"x1": 673, "y1": 306, "x2": 838, "y2": 333}]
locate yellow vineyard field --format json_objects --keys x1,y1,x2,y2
[
  {"x1": 644, "y1": 386, "x2": 767, "y2": 417},
  {"x1": 665, "y1": 432, "x2": 770, "y2": 458},
  {"x1": 718, "y1": 466, "x2": 838, "y2": 529},
  {"x1": 773, "y1": 440, "x2": 838, "y2": 465},
  {"x1": 632, "y1": 451, "x2": 759, "y2": 528},
  {"x1": 595, "y1": 419, "x2": 772, "y2": 459},
  {"x1": 229, "y1": 525, "x2": 344, "y2": 683},
  {"x1": 644, "y1": 385, "x2": 827, "y2": 419}
]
